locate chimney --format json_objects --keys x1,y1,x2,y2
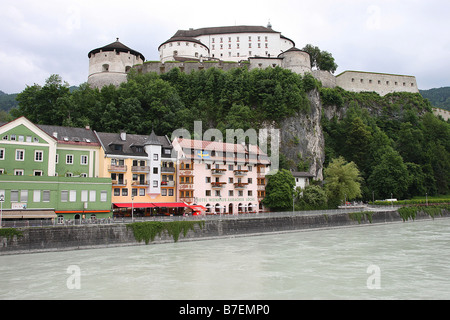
[
  {"x1": 120, "y1": 131, "x2": 126, "y2": 141},
  {"x1": 85, "y1": 125, "x2": 90, "y2": 130}
]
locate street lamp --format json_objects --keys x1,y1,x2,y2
[
  {"x1": 131, "y1": 195, "x2": 134, "y2": 222},
  {"x1": 0, "y1": 194, "x2": 4, "y2": 228}
]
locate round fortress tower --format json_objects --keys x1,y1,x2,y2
[
  {"x1": 87, "y1": 39, "x2": 145, "y2": 89},
  {"x1": 278, "y1": 47, "x2": 312, "y2": 75}
]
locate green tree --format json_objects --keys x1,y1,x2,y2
[
  {"x1": 367, "y1": 148, "x2": 410, "y2": 199},
  {"x1": 263, "y1": 169, "x2": 296, "y2": 211},
  {"x1": 324, "y1": 157, "x2": 362, "y2": 208},
  {"x1": 295, "y1": 185, "x2": 328, "y2": 210},
  {"x1": 302, "y1": 44, "x2": 338, "y2": 73}
]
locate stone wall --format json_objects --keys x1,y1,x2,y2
[
  {"x1": 2, "y1": 210, "x2": 448, "y2": 255},
  {"x1": 336, "y1": 71, "x2": 419, "y2": 96}
]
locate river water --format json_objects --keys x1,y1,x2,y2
[{"x1": 1, "y1": 219, "x2": 449, "y2": 300}]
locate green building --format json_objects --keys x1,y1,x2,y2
[{"x1": 0, "y1": 117, "x2": 112, "y2": 223}]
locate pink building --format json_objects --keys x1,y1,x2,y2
[{"x1": 172, "y1": 138, "x2": 270, "y2": 214}]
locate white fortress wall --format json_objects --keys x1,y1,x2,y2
[{"x1": 336, "y1": 71, "x2": 419, "y2": 96}]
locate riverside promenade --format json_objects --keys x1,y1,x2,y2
[{"x1": 1, "y1": 206, "x2": 448, "y2": 255}]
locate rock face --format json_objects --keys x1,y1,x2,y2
[{"x1": 278, "y1": 89, "x2": 325, "y2": 181}]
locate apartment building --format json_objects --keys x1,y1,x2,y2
[
  {"x1": 171, "y1": 137, "x2": 270, "y2": 214},
  {"x1": 95, "y1": 130, "x2": 189, "y2": 216},
  {"x1": 0, "y1": 117, "x2": 111, "y2": 222}
]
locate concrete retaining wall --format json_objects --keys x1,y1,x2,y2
[{"x1": 1, "y1": 210, "x2": 448, "y2": 255}]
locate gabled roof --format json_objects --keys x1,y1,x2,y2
[
  {"x1": 88, "y1": 38, "x2": 145, "y2": 61},
  {"x1": 96, "y1": 131, "x2": 171, "y2": 156},
  {"x1": 38, "y1": 124, "x2": 100, "y2": 146}
]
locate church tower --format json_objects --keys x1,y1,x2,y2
[{"x1": 87, "y1": 38, "x2": 145, "y2": 89}]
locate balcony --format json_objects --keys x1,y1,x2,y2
[
  {"x1": 234, "y1": 182, "x2": 249, "y2": 189},
  {"x1": 161, "y1": 181, "x2": 175, "y2": 187},
  {"x1": 131, "y1": 166, "x2": 150, "y2": 173},
  {"x1": 211, "y1": 182, "x2": 226, "y2": 188},
  {"x1": 112, "y1": 179, "x2": 127, "y2": 186},
  {"x1": 108, "y1": 165, "x2": 127, "y2": 172},
  {"x1": 161, "y1": 167, "x2": 176, "y2": 173},
  {"x1": 132, "y1": 180, "x2": 149, "y2": 187},
  {"x1": 257, "y1": 185, "x2": 266, "y2": 191},
  {"x1": 234, "y1": 170, "x2": 248, "y2": 176},
  {"x1": 211, "y1": 168, "x2": 226, "y2": 175}
]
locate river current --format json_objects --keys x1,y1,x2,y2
[{"x1": 1, "y1": 219, "x2": 449, "y2": 300}]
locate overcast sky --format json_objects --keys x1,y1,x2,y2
[{"x1": 1, "y1": 0, "x2": 449, "y2": 93}]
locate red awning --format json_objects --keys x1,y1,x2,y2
[
  {"x1": 188, "y1": 205, "x2": 207, "y2": 212},
  {"x1": 113, "y1": 203, "x2": 156, "y2": 208},
  {"x1": 151, "y1": 203, "x2": 188, "y2": 208}
]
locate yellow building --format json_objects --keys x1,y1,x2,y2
[{"x1": 95, "y1": 130, "x2": 185, "y2": 216}]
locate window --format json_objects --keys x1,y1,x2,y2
[
  {"x1": 66, "y1": 154, "x2": 73, "y2": 164},
  {"x1": 11, "y1": 190, "x2": 19, "y2": 202},
  {"x1": 33, "y1": 190, "x2": 41, "y2": 202},
  {"x1": 43, "y1": 190, "x2": 50, "y2": 202},
  {"x1": 206, "y1": 190, "x2": 211, "y2": 196},
  {"x1": 101, "y1": 191, "x2": 108, "y2": 202},
  {"x1": 15, "y1": 149, "x2": 25, "y2": 161},
  {"x1": 10, "y1": 134, "x2": 16, "y2": 141},
  {"x1": 0, "y1": 148, "x2": 4, "y2": 160},
  {"x1": 69, "y1": 190, "x2": 76, "y2": 202},
  {"x1": 153, "y1": 154, "x2": 158, "y2": 161},
  {"x1": 169, "y1": 189, "x2": 173, "y2": 196},
  {"x1": 89, "y1": 190, "x2": 96, "y2": 202},
  {"x1": 33, "y1": 170, "x2": 43, "y2": 176},
  {"x1": 114, "y1": 188, "x2": 120, "y2": 196},
  {"x1": 20, "y1": 190, "x2": 28, "y2": 202},
  {"x1": 56, "y1": 154, "x2": 59, "y2": 164},
  {"x1": 81, "y1": 155, "x2": 88, "y2": 165},
  {"x1": 61, "y1": 190, "x2": 68, "y2": 202},
  {"x1": 229, "y1": 190, "x2": 234, "y2": 196},
  {"x1": 248, "y1": 190, "x2": 253, "y2": 196},
  {"x1": 14, "y1": 170, "x2": 24, "y2": 176},
  {"x1": 161, "y1": 189, "x2": 167, "y2": 196},
  {"x1": 215, "y1": 190, "x2": 221, "y2": 197},
  {"x1": 35, "y1": 150, "x2": 43, "y2": 162},
  {"x1": 139, "y1": 189, "x2": 145, "y2": 196},
  {"x1": 153, "y1": 167, "x2": 158, "y2": 174},
  {"x1": 153, "y1": 180, "x2": 158, "y2": 187},
  {"x1": 2, "y1": 135, "x2": 7, "y2": 141},
  {"x1": 132, "y1": 188, "x2": 138, "y2": 197},
  {"x1": 122, "y1": 188, "x2": 128, "y2": 196}
]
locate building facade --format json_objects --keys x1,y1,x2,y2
[
  {"x1": 159, "y1": 24, "x2": 295, "y2": 63},
  {"x1": 0, "y1": 117, "x2": 111, "y2": 223},
  {"x1": 95, "y1": 130, "x2": 187, "y2": 216},
  {"x1": 172, "y1": 138, "x2": 270, "y2": 214}
]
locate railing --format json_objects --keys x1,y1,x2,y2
[
  {"x1": 112, "y1": 179, "x2": 127, "y2": 186},
  {"x1": 161, "y1": 167, "x2": 176, "y2": 173},
  {"x1": 161, "y1": 181, "x2": 175, "y2": 187},
  {"x1": 0, "y1": 206, "x2": 395, "y2": 228},
  {"x1": 108, "y1": 165, "x2": 127, "y2": 172},
  {"x1": 131, "y1": 166, "x2": 150, "y2": 173}
]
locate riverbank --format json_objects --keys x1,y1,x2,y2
[{"x1": 1, "y1": 209, "x2": 449, "y2": 255}]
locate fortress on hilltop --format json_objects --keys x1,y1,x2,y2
[{"x1": 87, "y1": 24, "x2": 419, "y2": 96}]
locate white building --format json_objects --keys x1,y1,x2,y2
[{"x1": 159, "y1": 24, "x2": 295, "y2": 63}]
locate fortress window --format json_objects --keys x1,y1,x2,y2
[
  {"x1": 212, "y1": 38, "x2": 215, "y2": 43},
  {"x1": 258, "y1": 36, "x2": 261, "y2": 41},
  {"x1": 125, "y1": 66, "x2": 131, "y2": 73},
  {"x1": 195, "y1": 52, "x2": 199, "y2": 57},
  {"x1": 173, "y1": 50, "x2": 178, "y2": 56},
  {"x1": 265, "y1": 36, "x2": 268, "y2": 42},
  {"x1": 229, "y1": 37, "x2": 231, "y2": 42},
  {"x1": 360, "y1": 79, "x2": 364, "y2": 83},
  {"x1": 102, "y1": 64, "x2": 109, "y2": 72},
  {"x1": 369, "y1": 80, "x2": 372, "y2": 84},
  {"x1": 403, "y1": 82, "x2": 406, "y2": 86},
  {"x1": 249, "y1": 43, "x2": 252, "y2": 48},
  {"x1": 237, "y1": 37, "x2": 240, "y2": 42},
  {"x1": 378, "y1": 80, "x2": 381, "y2": 84},
  {"x1": 351, "y1": 78, "x2": 355, "y2": 83},
  {"x1": 249, "y1": 36, "x2": 252, "y2": 41},
  {"x1": 386, "y1": 81, "x2": 390, "y2": 85},
  {"x1": 411, "y1": 83, "x2": 414, "y2": 87},
  {"x1": 220, "y1": 38, "x2": 223, "y2": 43},
  {"x1": 395, "y1": 82, "x2": 398, "y2": 85},
  {"x1": 177, "y1": 42, "x2": 180, "y2": 46}
]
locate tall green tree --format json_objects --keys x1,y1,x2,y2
[
  {"x1": 324, "y1": 157, "x2": 362, "y2": 208},
  {"x1": 263, "y1": 169, "x2": 296, "y2": 211}
]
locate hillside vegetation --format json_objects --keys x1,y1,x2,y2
[{"x1": 5, "y1": 68, "x2": 450, "y2": 205}]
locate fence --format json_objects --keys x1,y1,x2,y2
[{"x1": 1, "y1": 205, "x2": 395, "y2": 228}]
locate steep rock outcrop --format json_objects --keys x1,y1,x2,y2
[{"x1": 278, "y1": 89, "x2": 325, "y2": 180}]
